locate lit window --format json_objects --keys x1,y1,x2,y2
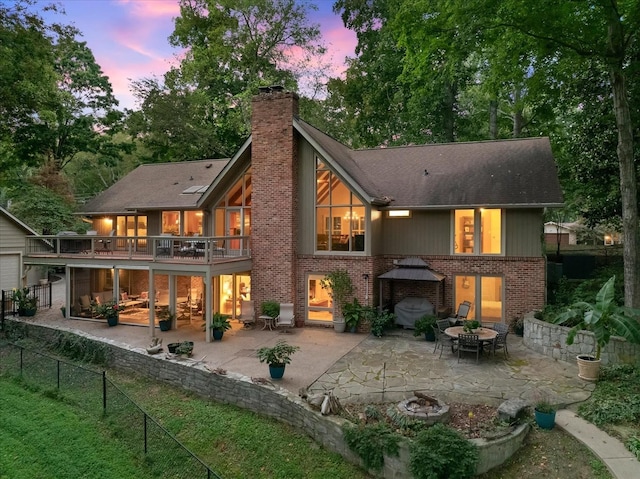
[
  {"x1": 315, "y1": 157, "x2": 365, "y2": 252},
  {"x1": 388, "y1": 210, "x2": 411, "y2": 218},
  {"x1": 454, "y1": 209, "x2": 502, "y2": 255}
]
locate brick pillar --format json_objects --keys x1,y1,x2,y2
[{"x1": 250, "y1": 89, "x2": 299, "y2": 315}]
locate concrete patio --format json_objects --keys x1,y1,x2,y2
[{"x1": 14, "y1": 276, "x2": 595, "y2": 408}]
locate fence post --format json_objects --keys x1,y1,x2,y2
[
  {"x1": 102, "y1": 371, "x2": 107, "y2": 412},
  {"x1": 144, "y1": 414, "x2": 148, "y2": 454},
  {"x1": 48, "y1": 282, "x2": 52, "y2": 309}
]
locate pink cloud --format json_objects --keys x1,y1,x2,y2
[{"x1": 116, "y1": 0, "x2": 181, "y2": 18}]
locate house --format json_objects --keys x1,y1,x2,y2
[
  {"x1": 545, "y1": 221, "x2": 622, "y2": 246},
  {"x1": 0, "y1": 206, "x2": 47, "y2": 292},
  {"x1": 544, "y1": 222, "x2": 578, "y2": 246},
  {"x1": 24, "y1": 88, "x2": 563, "y2": 336}
]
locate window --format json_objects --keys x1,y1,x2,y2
[
  {"x1": 454, "y1": 275, "x2": 503, "y2": 324},
  {"x1": 454, "y1": 209, "x2": 502, "y2": 255},
  {"x1": 214, "y1": 168, "x2": 252, "y2": 238},
  {"x1": 315, "y1": 157, "x2": 365, "y2": 252},
  {"x1": 162, "y1": 211, "x2": 180, "y2": 235}
]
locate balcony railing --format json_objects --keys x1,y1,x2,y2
[{"x1": 25, "y1": 235, "x2": 251, "y2": 263}]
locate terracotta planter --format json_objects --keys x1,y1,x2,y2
[{"x1": 576, "y1": 355, "x2": 601, "y2": 381}]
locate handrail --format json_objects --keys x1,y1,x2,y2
[{"x1": 24, "y1": 234, "x2": 251, "y2": 262}]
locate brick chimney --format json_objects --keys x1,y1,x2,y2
[{"x1": 250, "y1": 87, "x2": 299, "y2": 310}]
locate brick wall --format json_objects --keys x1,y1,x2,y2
[
  {"x1": 251, "y1": 90, "x2": 299, "y2": 315},
  {"x1": 377, "y1": 255, "x2": 546, "y2": 322}
]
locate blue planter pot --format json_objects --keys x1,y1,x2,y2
[
  {"x1": 107, "y1": 315, "x2": 118, "y2": 327},
  {"x1": 424, "y1": 331, "x2": 436, "y2": 342},
  {"x1": 534, "y1": 409, "x2": 556, "y2": 430},
  {"x1": 212, "y1": 329, "x2": 224, "y2": 341},
  {"x1": 269, "y1": 364, "x2": 286, "y2": 379}
]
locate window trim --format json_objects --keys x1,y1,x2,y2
[{"x1": 452, "y1": 208, "x2": 504, "y2": 256}]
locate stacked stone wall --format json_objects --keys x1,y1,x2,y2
[
  {"x1": 523, "y1": 315, "x2": 640, "y2": 365},
  {"x1": 5, "y1": 318, "x2": 529, "y2": 477}
]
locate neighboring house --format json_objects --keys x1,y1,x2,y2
[
  {"x1": 0, "y1": 206, "x2": 46, "y2": 292},
  {"x1": 24, "y1": 89, "x2": 563, "y2": 337},
  {"x1": 545, "y1": 221, "x2": 622, "y2": 246},
  {"x1": 544, "y1": 222, "x2": 577, "y2": 246}
]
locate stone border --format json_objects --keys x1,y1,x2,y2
[
  {"x1": 522, "y1": 314, "x2": 640, "y2": 365},
  {"x1": 4, "y1": 318, "x2": 530, "y2": 478}
]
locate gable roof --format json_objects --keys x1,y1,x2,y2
[
  {"x1": 295, "y1": 120, "x2": 563, "y2": 209},
  {"x1": 0, "y1": 206, "x2": 40, "y2": 235},
  {"x1": 82, "y1": 159, "x2": 229, "y2": 214}
]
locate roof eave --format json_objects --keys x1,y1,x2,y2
[{"x1": 380, "y1": 202, "x2": 565, "y2": 210}]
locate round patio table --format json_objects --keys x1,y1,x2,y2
[{"x1": 444, "y1": 326, "x2": 498, "y2": 353}]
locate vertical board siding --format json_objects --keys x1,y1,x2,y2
[
  {"x1": 382, "y1": 210, "x2": 450, "y2": 255},
  {"x1": 505, "y1": 209, "x2": 544, "y2": 257},
  {"x1": 297, "y1": 140, "x2": 316, "y2": 255}
]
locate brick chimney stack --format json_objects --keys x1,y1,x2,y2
[{"x1": 250, "y1": 88, "x2": 299, "y2": 311}]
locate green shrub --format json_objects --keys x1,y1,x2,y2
[
  {"x1": 578, "y1": 365, "x2": 640, "y2": 426},
  {"x1": 369, "y1": 309, "x2": 395, "y2": 337},
  {"x1": 409, "y1": 423, "x2": 478, "y2": 479},
  {"x1": 627, "y1": 436, "x2": 640, "y2": 460},
  {"x1": 343, "y1": 422, "x2": 400, "y2": 471}
]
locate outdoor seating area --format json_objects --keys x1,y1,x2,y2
[{"x1": 436, "y1": 323, "x2": 504, "y2": 363}]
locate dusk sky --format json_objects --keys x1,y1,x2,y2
[{"x1": 40, "y1": 0, "x2": 357, "y2": 110}]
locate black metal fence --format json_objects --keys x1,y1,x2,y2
[
  {"x1": 0, "y1": 342, "x2": 221, "y2": 479},
  {"x1": 1, "y1": 283, "x2": 53, "y2": 325}
]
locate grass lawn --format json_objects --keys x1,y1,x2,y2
[
  {"x1": 0, "y1": 379, "x2": 156, "y2": 479},
  {"x1": 0, "y1": 373, "x2": 369, "y2": 479}
]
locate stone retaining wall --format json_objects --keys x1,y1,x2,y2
[
  {"x1": 5, "y1": 319, "x2": 529, "y2": 478},
  {"x1": 523, "y1": 314, "x2": 640, "y2": 365}
]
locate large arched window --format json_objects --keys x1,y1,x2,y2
[{"x1": 315, "y1": 158, "x2": 365, "y2": 252}]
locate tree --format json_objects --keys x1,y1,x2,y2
[
  {"x1": 0, "y1": 0, "x2": 58, "y2": 170},
  {"x1": 463, "y1": 0, "x2": 640, "y2": 307},
  {"x1": 131, "y1": 0, "x2": 326, "y2": 161}
]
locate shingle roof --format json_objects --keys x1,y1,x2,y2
[
  {"x1": 81, "y1": 159, "x2": 229, "y2": 214},
  {"x1": 296, "y1": 120, "x2": 563, "y2": 208}
]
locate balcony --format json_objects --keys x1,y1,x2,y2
[{"x1": 25, "y1": 234, "x2": 251, "y2": 264}]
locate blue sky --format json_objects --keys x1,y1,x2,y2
[{"x1": 40, "y1": 0, "x2": 356, "y2": 110}]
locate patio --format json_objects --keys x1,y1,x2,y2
[{"x1": 11, "y1": 275, "x2": 594, "y2": 407}]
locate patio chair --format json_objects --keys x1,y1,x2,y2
[
  {"x1": 492, "y1": 325, "x2": 509, "y2": 358},
  {"x1": 239, "y1": 300, "x2": 255, "y2": 328},
  {"x1": 432, "y1": 324, "x2": 456, "y2": 358},
  {"x1": 275, "y1": 303, "x2": 295, "y2": 333},
  {"x1": 448, "y1": 301, "x2": 472, "y2": 326},
  {"x1": 457, "y1": 333, "x2": 481, "y2": 363}
]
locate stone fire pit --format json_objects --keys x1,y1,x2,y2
[{"x1": 397, "y1": 395, "x2": 450, "y2": 425}]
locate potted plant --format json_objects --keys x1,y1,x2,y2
[
  {"x1": 11, "y1": 287, "x2": 38, "y2": 317},
  {"x1": 175, "y1": 340, "x2": 194, "y2": 357},
  {"x1": 93, "y1": 301, "x2": 124, "y2": 326},
  {"x1": 261, "y1": 301, "x2": 280, "y2": 319},
  {"x1": 256, "y1": 340, "x2": 300, "y2": 379},
  {"x1": 510, "y1": 316, "x2": 524, "y2": 336},
  {"x1": 320, "y1": 269, "x2": 354, "y2": 332},
  {"x1": 369, "y1": 308, "x2": 396, "y2": 338},
  {"x1": 414, "y1": 314, "x2": 438, "y2": 341},
  {"x1": 60, "y1": 306, "x2": 66, "y2": 318},
  {"x1": 157, "y1": 310, "x2": 174, "y2": 331},
  {"x1": 343, "y1": 298, "x2": 364, "y2": 333},
  {"x1": 210, "y1": 312, "x2": 231, "y2": 340},
  {"x1": 553, "y1": 275, "x2": 640, "y2": 381},
  {"x1": 533, "y1": 400, "x2": 556, "y2": 430},
  {"x1": 462, "y1": 319, "x2": 481, "y2": 333}
]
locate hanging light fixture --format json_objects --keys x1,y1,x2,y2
[{"x1": 462, "y1": 277, "x2": 470, "y2": 289}]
